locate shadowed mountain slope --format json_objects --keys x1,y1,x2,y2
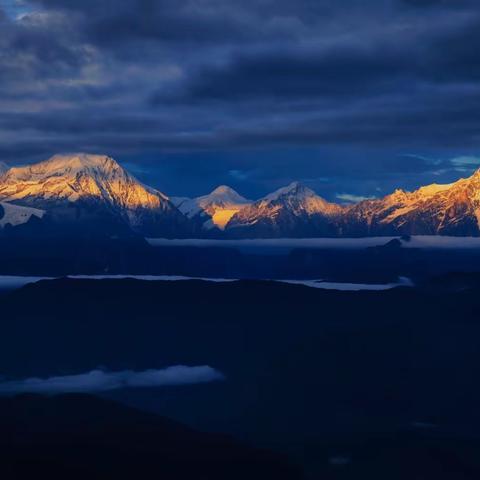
[{"x1": 0, "y1": 393, "x2": 302, "y2": 480}]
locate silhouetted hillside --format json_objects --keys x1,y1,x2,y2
[
  {"x1": 2, "y1": 278, "x2": 480, "y2": 477},
  {"x1": 0, "y1": 393, "x2": 302, "y2": 480}
]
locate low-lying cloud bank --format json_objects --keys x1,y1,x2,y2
[{"x1": 0, "y1": 366, "x2": 225, "y2": 395}]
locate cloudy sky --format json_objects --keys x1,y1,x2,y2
[{"x1": 1, "y1": 0, "x2": 479, "y2": 200}]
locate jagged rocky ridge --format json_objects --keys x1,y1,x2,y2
[
  {"x1": 226, "y1": 173, "x2": 480, "y2": 237},
  {"x1": 2, "y1": 153, "x2": 480, "y2": 238},
  {"x1": 226, "y1": 182, "x2": 343, "y2": 237},
  {"x1": 339, "y1": 175, "x2": 480, "y2": 236}
]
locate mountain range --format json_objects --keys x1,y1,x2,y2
[{"x1": 1, "y1": 153, "x2": 480, "y2": 238}]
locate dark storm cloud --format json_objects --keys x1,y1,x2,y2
[
  {"x1": 31, "y1": 0, "x2": 305, "y2": 48},
  {"x1": 156, "y1": 46, "x2": 410, "y2": 103},
  {"x1": 0, "y1": 0, "x2": 479, "y2": 197}
]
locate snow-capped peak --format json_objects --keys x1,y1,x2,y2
[
  {"x1": 199, "y1": 185, "x2": 250, "y2": 207},
  {"x1": 42, "y1": 153, "x2": 115, "y2": 170},
  {"x1": 227, "y1": 181, "x2": 343, "y2": 235},
  {"x1": 207, "y1": 185, "x2": 250, "y2": 204},
  {"x1": 0, "y1": 153, "x2": 172, "y2": 213},
  {"x1": 0, "y1": 153, "x2": 192, "y2": 237},
  {"x1": 172, "y1": 185, "x2": 251, "y2": 230},
  {"x1": 258, "y1": 181, "x2": 341, "y2": 215},
  {"x1": 263, "y1": 182, "x2": 315, "y2": 202},
  {"x1": 6, "y1": 154, "x2": 128, "y2": 184},
  {"x1": 416, "y1": 183, "x2": 453, "y2": 197},
  {"x1": 172, "y1": 186, "x2": 250, "y2": 214}
]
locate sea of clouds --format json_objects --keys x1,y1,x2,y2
[{"x1": 0, "y1": 366, "x2": 225, "y2": 395}]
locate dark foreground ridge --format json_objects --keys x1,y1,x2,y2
[
  {"x1": 0, "y1": 393, "x2": 302, "y2": 480},
  {"x1": 4, "y1": 234, "x2": 480, "y2": 283},
  {"x1": 3, "y1": 277, "x2": 480, "y2": 478}
]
